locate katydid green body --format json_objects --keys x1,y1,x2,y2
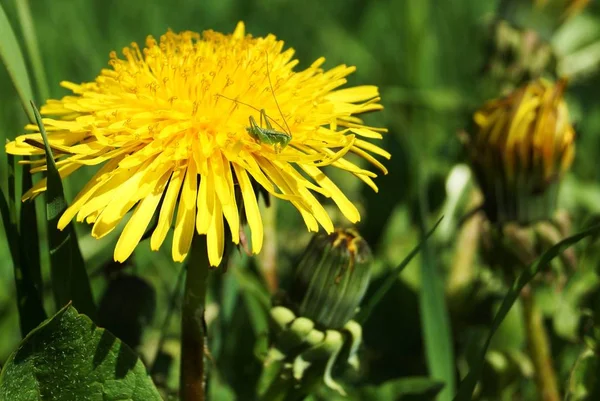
[{"x1": 246, "y1": 109, "x2": 292, "y2": 153}]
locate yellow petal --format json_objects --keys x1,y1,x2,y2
[
  {"x1": 233, "y1": 163, "x2": 263, "y2": 254},
  {"x1": 172, "y1": 161, "x2": 198, "y2": 262},
  {"x1": 207, "y1": 196, "x2": 225, "y2": 267},
  {"x1": 325, "y1": 85, "x2": 380, "y2": 103},
  {"x1": 300, "y1": 164, "x2": 360, "y2": 223},
  {"x1": 114, "y1": 170, "x2": 170, "y2": 261},
  {"x1": 151, "y1": 167, "x2": 184, "y2": 250},
  {"x1": 196, "y1": 170, "x2": 214, "y2": 235},
  {"x1": 58, "y1": 157, "x2": 124, "y2": 229},
  {"x1": 214, "y1": 155, "x2": 240, "y2": 244}
]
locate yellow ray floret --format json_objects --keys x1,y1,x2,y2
[{"x1": 6, "y1": 22, "x2": 390, "y2": 266}]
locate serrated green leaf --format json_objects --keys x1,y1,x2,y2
[
  {"x1": 0, "y1": 304, "x2": 162, "y2": 401},
  {"x1": 31, "y1": 102, "x2": 96, "y2": 319},
  {"x1": 0, "y1": 3, "x2": 34, "y2": 122},
  {"x1": 454, "y1": 222, "x2": 600, "y2": 401}
]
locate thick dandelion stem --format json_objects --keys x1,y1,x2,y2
[
  {"x1": 521, "y1": 287, "x2": 560, "y2": 401},
  {"x1": 181, "y1": 235, "x2": 210, "y2": 401}
]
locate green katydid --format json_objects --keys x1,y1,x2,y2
[
  {"x1": 246, "y1": 108, "x2": 291, "y2": 153},
  {"x1": 217, "y1": 53, "x2": 293, "y2": 153}
]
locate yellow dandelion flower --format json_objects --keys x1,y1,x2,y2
[{"x1": 6, "y1": 22, "x2": 390, "y2": 267}]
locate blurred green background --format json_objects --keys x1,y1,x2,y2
[{"x1": 3, "y1": 0, "x2": 600, "y2": 400}]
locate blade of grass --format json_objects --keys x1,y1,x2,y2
[
  {"x1": 31, "y1": 101, "x2": 96, "y2": 319},
  {"x1": 19, "y1": 160, "x2": 42, "y2": 292},
  {"x1": 356, "y1": 216, "x2": 443, "y2": 325},
  {"x1": 419, "y1": 187, "x2": 455, "y2": 401},
  {"x1": 0, "y1": 2, "x2": 34, "y2": 122},
  {"x1": 0, "y1": 186, "x2": 46, "y2": 336},
  {"x1": 453, "y1": 222, "x2": 600, "y2": 401},
  {"x1": 15, "y1": 0, "x2": 49, "y2": 101}
]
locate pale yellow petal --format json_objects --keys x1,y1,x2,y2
[
  {"x1": 300, "y1": 164, "x2": 361, "y2": 223},
  {"x1": 214, "y1": 155, "x2": 240, "y2": 244},
  {"x1": 196, "y1": 171, "x2": 214, "y2": 235},
  {"x1": 114, "y1": 170, "x2": 170, "y2": 262},
  {"x1": 233, "y1": 163, "x2": 263, "y2": 254},
  {"x1": 325, "y1": 85, "x2": 379, "y2": 103},
  {"x1": 207, "y1": 196, "x2": 225, "y2": 267},
  {"x1": 150, "y1": 167, "x2": 184, "y2": 250},
  {"x1": 172, "y1": 161, "x2": 198, "y2": 262},
  {"x1": 58, "y1": 157, "x2": 124, "y2": 229}
]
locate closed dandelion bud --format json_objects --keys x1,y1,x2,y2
[
  {"x1": 289, "y1": 229, "x2": 372, "y2": 330},
  {"x1": 467, "y1": 78, "x2": 575, "y2": 225}
]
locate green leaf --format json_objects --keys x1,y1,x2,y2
[
  {"x1": 356, "y1": 216, "x2": 443, "y2": 324},
  {"x1": 566, "y1": 348, "x2": 600, "y2": 401},
  {"x1": 31, "y1": 102, "x2": 96, "y2": 319},
  {"x1": 0, "y1": 2, "x2": 34, "y2": 122},
  {"x1": 418, "y1": 194, "x2": 454, "y2": 400},
  {"x1": 554, "y1": 270, "x2": 600, "y2": 341},
  {"x1": 358, "y1": 377, "x2": 444, "y2": 401},
  {"x1": 19, "y1": 161, "x2": 42, "y2": 295},
  {"x1": 454, "y1": 222, "x2": 600, "y2": 401},
  {"x1": 0, "y1": 304, "x2": 162, "y2": 401}
]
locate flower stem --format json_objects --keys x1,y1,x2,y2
[
  {"x1": 259, "y1": 198, "x2": 279, "y2": 293},
  {"x1": 521, "y1": 287, "x2": 560, "y2": 401},
  {"x1": 447, "y1": 190, "x2": 483, "y2": 311},
  {"x1": 181, "y1": 235, "x2": 210, "y2": 401}
]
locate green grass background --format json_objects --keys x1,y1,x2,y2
[{"x1": 2, "y1": 0, "x2": 600, "y2": 400}]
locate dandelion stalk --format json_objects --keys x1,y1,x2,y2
[
  {"x1": 181, "y1": 235, "x2": 210, "y2": 401},
  {"x1": 521, "y1": 286, "x2": 560, "y2": 401}
]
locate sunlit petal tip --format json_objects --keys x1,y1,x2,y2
[{"x1": 233, "y1": 21, "x2": 245, "y2": 39}]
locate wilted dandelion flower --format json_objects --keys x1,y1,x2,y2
[
  {"x1": 6, "y1": 22, "x2": 389, "y2": 266},
  {"x1": 467, "y1": 78, "x2": 575, "y2": 224}
]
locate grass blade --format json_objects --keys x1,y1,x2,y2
[
  {"x1": 0, "y1": 2, "x2": 34, "y2": 122},
  {"x1": 15, "y1": 0, "x2": 49, "y2": 101},
  {"x1": 419, "y1": 188, "x2": 455, "y2": 401},
  {"x1": 356, "y1": 216, "x2": 443, "y2": 325},
  {"x1": 0, "y1": 186, "x2": 46, "y2": 336},
  {"x1": 31, "y1": 101, "x2": 96, "y2": 319},
  {"x1": 453, "y1": 222, "x2": 600, "y2": 401},
  {"x1": 19, "y1": 161, "x2": 42, "y2": 292}
]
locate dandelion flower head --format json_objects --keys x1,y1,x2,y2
[{"x1": 6, "y1": 22, "x2": 390, "y2": 266}]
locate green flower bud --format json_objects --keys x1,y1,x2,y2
[{"x1": 289, "y1": 229, "x2": 373, "y2": 330}]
